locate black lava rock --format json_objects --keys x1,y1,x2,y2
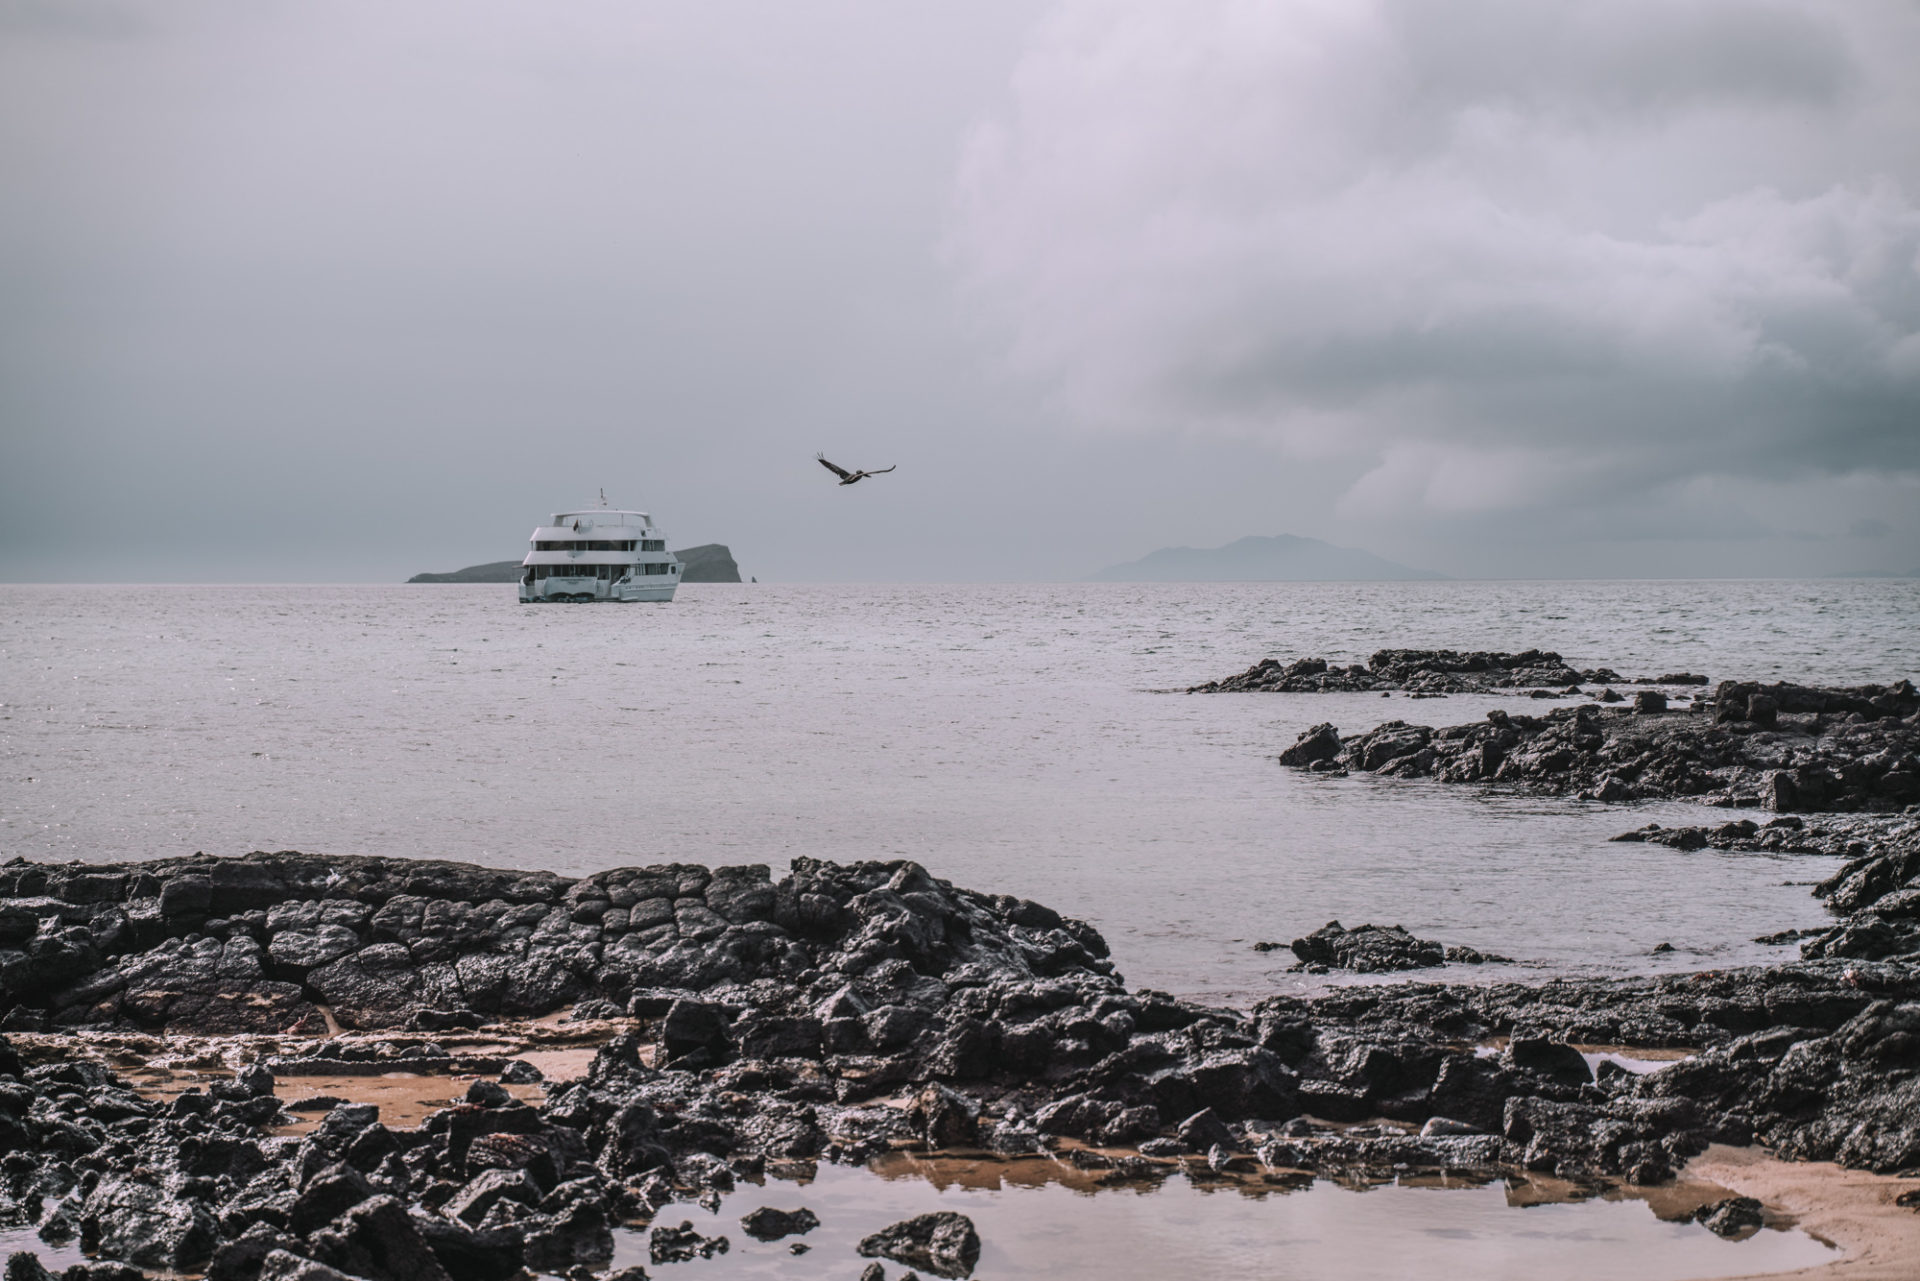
[
  {"x1": 739, "y1": 1206, "x2": 819, "y2": 1240},
  {"x1": 858, "y1": 1211, "x2": 981, "y2": 1279}
]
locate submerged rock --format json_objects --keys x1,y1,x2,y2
[
  {"x1": 858, "y1": 1212, "x2": 981, "y2": 1279},
  {"x1": 739, "y1": 1206, "x2": 819, "y2": 1241},
  {"x1": 1289, "y1": 922, "x2": 1446, "y2": 972},
  {"x1": 1695, "y1": 1196, "x2": 1765, "y2": 1238},
  {"x1": 648, "y1": 1221, "x2": 728, "y2": 1264}
]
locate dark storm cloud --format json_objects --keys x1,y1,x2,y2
[{"x1": 953, "y1": 0, "x2": 1920, "y2": 542}]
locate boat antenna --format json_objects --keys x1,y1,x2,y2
[{"x1": 598, "y1": 487, "x2": 608, "y2": 509}]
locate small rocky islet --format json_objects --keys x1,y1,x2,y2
[
  {"x1": 1264, "y1": 920, "x2": 1508, "y2": 973},
  {"x1": 2, "y1": 653, "x2": 1918, "y2": 1278},
  {"x1": 1266, "y1": 672, "x2": 1918, "y2": 811},
  {"x1": 1188, "y1": 647, "x2": 1710, "y2": 696}
]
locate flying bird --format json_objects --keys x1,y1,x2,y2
[{"x1": 816, "y1": 454, "x2": 897, "y2": 486}]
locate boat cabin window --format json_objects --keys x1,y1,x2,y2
[{"x1": 527, "y1": 563, "x2": 675, "y2": 583}]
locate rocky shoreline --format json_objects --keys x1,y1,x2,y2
[
  {"x1": 1267, "y1": 670, "x2": 1920, "y2": 962},
  {"x1": 0, "y1": 839, "x2": 1916, "y2": 1276},
  {"x1": 1275, "y1": 677, "x2": 1919, "y2": 810},
  {"x1": 1, "y1": 665, "x2": 1916, "y2": 1277}
]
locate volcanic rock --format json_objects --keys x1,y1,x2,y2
[
  {"x1": 1290, "y1": 922, "x2": 1446, "y2": 972},
  {"x1": 649, "y1": 1221, "x2": 728, "y2": 1264},
  {"x1": 1278, "y1": 679, "x2": 1918, "y2": 812},
  {"x1": 1, "y1": 836, "x2": 1919, "y2": 1280},
  {"x1": 740, "y1": 1206, "x2": 819, "y2": 1240},
  {"x1": 1192, "y1": 649, "x2": 1680, "y2": 695},
  {"x1": 858, "y1": 1212, "x2": 982, "y2": 1279}
]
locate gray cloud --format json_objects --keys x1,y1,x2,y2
[
  {"x1": 0, "y1": 0, "x2": 1070, "y2": 582},
  {"x1": 1391, "y1": 0, "x2": 1855, "y2": 117},
  {"x1": 953, "y1": 0, "x2": 1920, "y2": 537},
  {"x1": 2, "y1": 0, "x2": 1917, "y2": 582}
]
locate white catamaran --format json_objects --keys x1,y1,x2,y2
[{"x1": 518, "y1": 493, "x2": 680, "y2": 603}]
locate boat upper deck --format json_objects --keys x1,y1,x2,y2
[
  {"x1": 523, "y1": 506, "x2": 675, "y2": 569},
  {"x1": 537, "y1": 509, "x2": 653, "y2": 535}
]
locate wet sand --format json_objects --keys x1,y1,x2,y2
[
  {"x1": 1686, "y1": 1145, "x2": 1920, "y2": 1281},
  {"x1": 267, "y1": 1072, "x2": 545, "y2": 1132},
  {"x1": 5, "y1": 1014, "x2": 624, "y2": 1130}
]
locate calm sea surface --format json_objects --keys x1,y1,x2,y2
[{"x1": 4, "y1": 580, "x2": 1917, "y2": 1003}]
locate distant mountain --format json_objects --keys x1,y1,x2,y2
[
  {"x1": 1089, "y1": 534, "x2": 1445, "y2": 582},
  {"x1": 408, "y1": 561, "x2": 521, "y2": 583},
  {"x1": 409, "y1": 544, "x2": 743, "y2": 584},
  {"x1": 1827, "y1": 569, "x2": 1920, "y2": 579}
]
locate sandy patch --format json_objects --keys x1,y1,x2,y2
[
  {"x1": 9, "y1": 1010, "x2": 634, "y2": 1131},
  {"x1": 1684, "y1": 1144, "x2": 1920, "y2": 1280},
  {"x1": 268, "y1": 1074, "x2": 547, "y2": 1132}
]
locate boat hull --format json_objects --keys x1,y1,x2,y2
[{"x1": 519, "y1": 582, "x2": 677, "y2": 603}]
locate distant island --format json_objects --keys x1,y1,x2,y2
[
  {"x1": 1089, "y1": 534, "x2": 1445, "y2": 582},
  {"x1": 409, "y1": 544, "x2": 742, "y2": 584}
]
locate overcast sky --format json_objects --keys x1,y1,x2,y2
[{"x1": 3, "y1": 0, "x2": 1917, "y2": 581}]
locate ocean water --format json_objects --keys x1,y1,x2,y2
[{"x1": 3, "y1": 579, "x2": 1916, "y2": 1003}]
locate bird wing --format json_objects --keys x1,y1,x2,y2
[
  {"x1": 816, "y1": 454, "x2": 853, "y2": 480},
  {"x1": 868, "y1": 465, "x2": 896, "y2": 475}
]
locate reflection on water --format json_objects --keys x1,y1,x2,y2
[
  {"x1": 611, "y1": 1156, "x2": 1836, "y2": 1281},
  {"x1": 0, "y1": 1231, "x2": 88, "y2": 1272},
  {"x1": 0, "y1": 1151, "x2": 1838, "y2": 1281}
]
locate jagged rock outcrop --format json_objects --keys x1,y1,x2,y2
[
  {"x1": 1276, "y1": 678, "x2": 1919, "y2": 811},
  {"x1": 1191, "y1": 649, "x2": 1709, "y2": 695},
  {"x1": 0, "y1": 854, "x2": 1114, "y2": 1035},
  {"x1": 1281, "y1": 922, "x2": 1501, "y2": 973},
  {"x1": 858, "y1": 1212, "x2": 980, "y2": 1278}
]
